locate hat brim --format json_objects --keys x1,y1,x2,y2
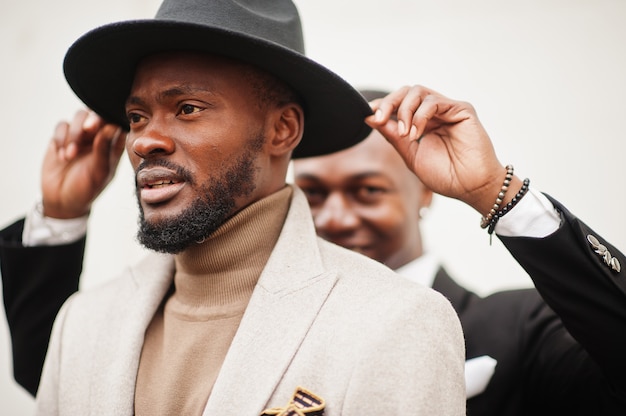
[{"x1": 63, "y1": 20, "x2": 372, "y2": 158}]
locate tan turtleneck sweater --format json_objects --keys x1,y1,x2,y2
[{"x1": 134, "y1": 186, "x2": 292, "y2": 415}]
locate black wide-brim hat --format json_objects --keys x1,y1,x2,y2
[{"x1": 63, "y1": 0, "x2": 372, "y2": 158}]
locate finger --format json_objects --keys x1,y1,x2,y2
[
  {"x1": 65, "y1": 110, "x2": 90, "y2": 160},
  {"x1": 82, "y1": 110, "x2": 102, "y2": 133},
  {"x1": 374, "y1": 120, "x2": 401, "y2": 143},
  {"x1": 365, "y1": 98, "x2": 384, "y2": 124},
  {"x1": 396, "y1": 86, "x2": 431, "y2": 137},
  {"x1": 106, "y1": 128, "x2": 127, "y2": 176},
  {"x1": 51, "y1": 121, "x2": 70, "y2": 160},
  {"x1": 110, "y1": 129, "x2": 127, "y2": 168},
  {"x1": 409, "y1": 95, "x2": 439, "y2": 141},
  {"x1": 66, "y1": 110, "x2": 106, "y2": 160},
  {"x1": 92, "y1": 124, "x2": 123, "y2": 174},
  {"x1": 409, "y1": 94, "x2": 470, "y2": 141},
  {"x1": 366, "y1": 86, "x2": 410, "y2": 128},
  {"x1": 375, "y1": 120, "x2": 420, "y2": 170}
]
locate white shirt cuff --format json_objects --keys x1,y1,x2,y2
[
  {"x1": 22, "y1": 201, "x2": 88, "y2": 247},
  {"x1": 494, "y1": 187, "x2": 561, "y2": 238}
]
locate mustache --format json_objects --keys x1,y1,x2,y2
[{"x1": 134, "y1": 158, "x2": 195, "y2": 186}]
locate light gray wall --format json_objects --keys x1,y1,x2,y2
[{"x1": 1, "y1": 1, "x2": 625, "y2": 413}]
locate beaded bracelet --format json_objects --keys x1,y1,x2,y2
[
  {"x1": 487, "y1": 177, "x2": 531, "y2": 235},
  {"x1": 480, "y1": 165, "x2": 514, "y2": 229}
]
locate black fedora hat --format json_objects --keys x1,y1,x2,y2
[{"x1": 63, "y1": 0, "x2": 372, "y2": 158}]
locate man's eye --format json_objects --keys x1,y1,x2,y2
[
  {"x1": 128, "y1": 113, "x2": 144, "y2": 124},
  {"x1": 363, "y1": 186, "x2": 383, "y2": 194},
  {"x1": 303, "y1": 188, "x2": 322, "y2": 196},
  {"x1": 301, "y1": 188, "x2": 326, "y2": 205},
  {"x1": 356, "y1": 186, "x2": 385, "y2": 200},
  {"x1": 180, "y1": 104, "x2": 201, "y2": 115}
]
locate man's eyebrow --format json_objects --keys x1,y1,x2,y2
[
  {"x1": 158, "y1": 85, "x2": 212, "y2": 100},
  {"x1": 351, "y1": 172, "x2": 386, "y2": 181},
  {"x1": 294, "y1": 173, "x2": 320, "y2": 181},
  {"x1": 125, "y1": 85, "x2": 214, "y2": 107},
  {"x1": 125, "y1": 95, "x2": 146, "y2": 107},
  {"x1": 295, "y1": 171, "x2": 386, "y2": 181}
]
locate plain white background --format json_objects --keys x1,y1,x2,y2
[{"x1": 1, "y1": 0, "x2": 625, "y2": 413}]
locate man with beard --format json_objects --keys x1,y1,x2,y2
[
  {"x1": 4, "y1": 4, "x2": 624, "y2": 416},
  {"x1": 0, "y1": 1, "x2": 466, "y2": 415},
  {"x1": 292, "y1": 90, "x2": 626, "y2": 415}
]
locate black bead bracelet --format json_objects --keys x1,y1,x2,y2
[
  {"x1": 480, "y1": 165, "x2": 514, "y2": 229},
  {"x1": 487, "y1": 177, "x2": 531, "y2": 235}
]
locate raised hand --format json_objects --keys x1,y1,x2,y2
[
  {"x1": 41, "y1": 110, "x2": 126, "y2": 219},
  {"x1": 365, "y1": 85, "x2": 522, "y2": 215}
]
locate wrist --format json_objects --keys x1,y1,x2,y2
[
  {"x1": 24, "y1": 201, "x2": 89, "y2": 246},
  {"x1": 474, "y1": 165, "x2": 522, "y2": 219},
  {"x1": 42, "y1": 200, "x2": 91, "y2": 219}
]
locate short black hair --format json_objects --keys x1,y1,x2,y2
[{"x1": 243, "y1": 64, "x2": 304, "y2": 112}]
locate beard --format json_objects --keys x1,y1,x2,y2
[{"x1": 136, "y1": 134, "x2": 264, "y2": 254}]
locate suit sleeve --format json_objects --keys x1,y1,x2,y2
[
  {"x1": 0, "y1": 218, "x2": 83, "y2": 396},
  {"x1": 498, "y1": 194, "x2": 626, "y2": 396}
]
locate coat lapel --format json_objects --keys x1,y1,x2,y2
[
  {"x1": 203, "y1": 187, "x2": 338, "y2": 415},
  {"x1": 87, "y1": 253, "x2": 175, "y2": 413}
]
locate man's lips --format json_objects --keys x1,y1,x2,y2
[{"x1": 136, "y1": 167, "x2": 186, "y2": 204}]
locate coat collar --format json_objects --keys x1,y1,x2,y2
[
  {"x1": 203, "y1": 186, "x2": 338, "y2": 414},
  {"x1": 86, "y1": 187, "x2": 334, "y2": 414}
]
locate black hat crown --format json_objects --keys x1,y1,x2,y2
[{"x1": 155, "y1": 0, "x2": 304, "y2": 53}]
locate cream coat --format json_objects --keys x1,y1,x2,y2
[{"x1": 35, "y1": 187, "x2": 465, "y2": 415}]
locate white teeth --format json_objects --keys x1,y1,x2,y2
[{"x1": 148, "y1": 180, "x2": 175, "y2": 188}]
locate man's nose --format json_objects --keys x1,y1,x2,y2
[
  {"x1": 130, "y1": 123, "x2": 176, "y2": 159},
  {"x1": 314, "y1": 193, "x2": 359, "y2": 234}
]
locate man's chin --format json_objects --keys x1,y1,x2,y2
[
  {"x1": 139, "y1": 206, "x2": 184, "y2": 225},
  {"x1": 137, "y1": 226, "x2": 199, "y2": 254},
  {"x1": 136, "y1": 203, "x2": 229, "y2": 255},
  {"x1": 136, "y1": 214, "x2": 204, "y2": 254}
]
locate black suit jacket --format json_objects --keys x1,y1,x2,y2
[
  {"x1": 0, "y1": 219, "x2": 83, "y2": 396},
  {"x1": 493, "y1": 194, "x2": 626, "y2": 415},
  {"x1": 434, "y1": 269, "x2": 619, "y2": 416},
  {"x1": 438, "y1": 194, "x2": 625, "y2": 416}
]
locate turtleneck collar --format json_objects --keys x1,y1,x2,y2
[{"x1": 171, "y1": 186, "x2": 293, "y2": 310}]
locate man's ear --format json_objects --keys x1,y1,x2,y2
[
  {"x1": 421, "y1": 186, "x2": 434, "y2": 209},
  {"x1": 266, "y1": 103, "x2": 304, "y2": 157},
  {"x1": 417, "y1": 184, "x2": 434, "y2": 220}
]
